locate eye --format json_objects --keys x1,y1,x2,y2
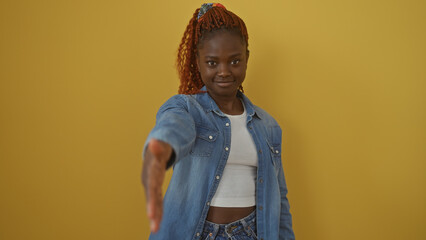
[
  {"x1": 206, "y1": 61, "x2": 217, "y2": 66},
  {"x1": 231, "y1": 59, "x2": 240, "y2": 65}
]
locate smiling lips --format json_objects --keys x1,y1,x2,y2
[{"x1": 214, "y1": 80, "x2": 234, "y2": 87}]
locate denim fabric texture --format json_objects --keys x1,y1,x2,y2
[
  {"x1": 144, "y1": 86, "x2": 295, "y2": 240},
  {"x1": 201, "y1": 210, "x2": 257, "y2": 240}
]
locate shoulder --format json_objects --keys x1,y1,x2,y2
[
  {"x1": 161, "y1": 94, "x2": 203, "y2": 105},
  {"x1": 253, "y1": 105, "x2": 281, "y2": 129},
  {"x1": 158, "y1": 94, "x2": 191, "y2": 111},
  {"x1": 162, "y1": 94, "x2": 190, "y2": 105},
  {"x1": 252, "y1": 105, "x2": 283, "y2": 144},
  {"x1": 157, "y1": 94, "x2": 206, "y2": 115},
  {"x1": 239, "y1": 92, "x2": 281, "y2": 129}
]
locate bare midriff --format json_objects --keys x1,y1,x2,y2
[{"x1": 206, "y1": 206, "x2": 256, "y2": 224}]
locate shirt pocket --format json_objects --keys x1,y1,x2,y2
[
  {"x1": 190, "y1": 125, "x2": 218, "y2": 157},
  {"x1": 266, "y1": 139, "x2": 282, "y2": 175}
]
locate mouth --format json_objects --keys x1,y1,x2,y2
[{"x1": 214, "y1": 80, "x2": 235, "y2": 87}]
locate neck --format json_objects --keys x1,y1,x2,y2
[{"x1": 208, "y1": 91, "x2": 244, "y2": 115}]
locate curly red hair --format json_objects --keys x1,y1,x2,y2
[{"x1": 176, "y1": 5, "x2": 249, "y2": 95}]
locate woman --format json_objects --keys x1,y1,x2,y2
[{"x1": 142, "y1": 3, "x2": 295, "y2": 240}]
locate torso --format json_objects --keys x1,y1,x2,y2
[
  {"x1": 206, "y1": 206, "x2": 256, "y2": 223},
  {"x1": 207, "y1": 95, "x2": 257, "y2": 224}
]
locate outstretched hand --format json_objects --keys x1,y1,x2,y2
[{"x1": 141, "y1": 138, "x2": 172, "y2": 233}]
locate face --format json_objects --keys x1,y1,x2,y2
[{"x1": 196, "y1": 30, "x2": 249, "y2": 99}]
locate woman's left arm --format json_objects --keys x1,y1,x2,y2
[
  {"x1": 274, "y1": 125, "x2": 295, "y2": 239},
  {"x1": 278, "y1": 161, "x2": 296, "y2": 240}
]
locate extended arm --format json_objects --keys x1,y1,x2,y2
[
  {"x1": 142, "y1": 139, "x2": 172, "y2": 233},
  {"x1": 141, "y1": 95, "x2": 196, "y2": 233}
]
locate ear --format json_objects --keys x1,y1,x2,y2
[
  {"x1": 246, "y1": 49, "x2": 250, "y2": 63},
  {"x1": 195, "y1": 53, "x2": 201, "y2": 71}
]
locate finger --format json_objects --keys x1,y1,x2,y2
[
  {"x1": 148, "y1": 184, "x2": 163, "y2": 232},
  {"x1": 147, "y1": 173, "x2": 161, "y2": 218},
  {"x1": 144, "y1": 139, "x2": 169, "y2": 233},
  {"x1": 151, "y1": 195, "x2": 163, "y2": 233},
  {"x1": 148, "y1": 187, "x2": 161, "y2": 213},
  {"x1": 147, "y1": 161, "x2": 164, "y2": 218}
]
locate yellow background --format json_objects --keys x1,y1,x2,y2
[{"x1": 1, "y1": 0, "x2": 425, "y2": 239}]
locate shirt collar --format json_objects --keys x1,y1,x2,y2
[{"x1": 194, "y1": 86, "x2": 262, "y2": 119}]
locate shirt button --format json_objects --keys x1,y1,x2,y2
[
  {"x1": 259, "y1": 206, "x2": 263, "y2": 210},
  {"x1": 259, "y1": 178, "x2": 263, "y2": 183},
  {"x1": 216, "y1": 175, "x2": 220, "y2": 180},
  {"x1": 225, "y1": 122, "x2": 230, "y2": 127},
  {"x1": 196, "y1": 232, "x2": 200, "y2": 236},
  {"x1": 258, "y1": 149, "x2": 262, "y2": 153},
  {"x1": 275, "y1": 150, "x2": 279, "y2": 153},
  {"x1": 209, "y1": 135, "x2": 213, "y2": 140},
  {"x1": 225, "y1": 147, "x2": 229, "y2": 151}
]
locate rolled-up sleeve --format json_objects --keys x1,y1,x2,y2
[{"x1": 143, "y1": 95, "x2": 196, "y2": 169}]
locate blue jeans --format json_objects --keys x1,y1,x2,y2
[{"x1": 200, "y1": 211, "x2": 258, "y2": 240}]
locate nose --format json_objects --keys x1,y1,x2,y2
[{"x1": 217, "y1": 64, "x2": 231, "y2": 78}]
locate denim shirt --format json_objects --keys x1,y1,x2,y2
[{"x1": 143, "y1": 87, "x2": 295, "y2": 240}]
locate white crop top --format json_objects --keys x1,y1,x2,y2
[{"x1": 210, "y1": 101, "x2": 258, "y2": 207}]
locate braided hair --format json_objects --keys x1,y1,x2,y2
[{"x1": 176, "y1": 4, "x2": 249, "y2": 94}]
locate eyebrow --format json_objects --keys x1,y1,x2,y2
[{"x1": 204, "y1": 53, "x2": 243, "y2": 59}]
